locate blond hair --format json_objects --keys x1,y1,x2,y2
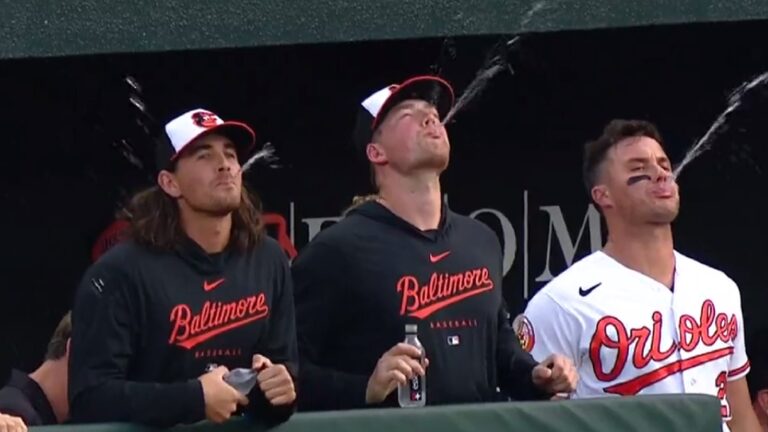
[{"x1": 342, "y1": 194, "x2": 379, "y2": 216}]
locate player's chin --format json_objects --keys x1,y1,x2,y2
[
  {"x1": 425, "y1": 150, "x2": 450, "y2": 170},
  {"x1": 207, "y1": 195, "x2": 241, "y2": 216},
  {"x1": 647, "y1": 206, "x2": 679, "y2": 224}
]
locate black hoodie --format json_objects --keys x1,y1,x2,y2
[
  {"x1": 292, "y1": 201, "x2": 548, "y2": 411},
  {"x1": 68, "y1": 236, "x2": 297, "y2": 427}
]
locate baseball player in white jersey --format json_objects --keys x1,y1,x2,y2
[{"x1": 515, "y1": 119, "x2": 760, "y2": 432}]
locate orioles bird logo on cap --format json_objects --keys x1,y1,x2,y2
[{"x1": 191, "y1": 111, "x2": 219, "y2": 128}]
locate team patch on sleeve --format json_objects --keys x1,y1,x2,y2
[{"x1": 512, "y1": 314, "x2": 535, "y2": 352}]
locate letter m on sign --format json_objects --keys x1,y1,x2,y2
[{"x1": 535, "y1": 205, "x2": 602, "y2": 282}]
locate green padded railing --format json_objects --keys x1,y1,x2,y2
[
  {"x1": 3, "y1": 0, "x2": 768, "y2": 59},
  {"x1": 31, "y1": 394, "x2": 722, "y2": 432}
]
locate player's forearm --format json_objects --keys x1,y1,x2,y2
[
  {"x1": 69, "y1": 379, "x2": 205, "y2": 426},
  {"x1": 498, "y1": 319, "x2": 552, "y2": 400},
  {"x1": 246, "y1": 388, "x2": 296, "y2": 425},
  {"x1": 501, "y1": 352, "x2": 552, "y2": 400},
  {"x1": 726, "y1": 400, "x2": 763, "y2": 432},
  {"x1": 246, "y1": 353, "x2": 298, "y2": 423},
  {"x1": 726, "y1": 417, "x2": 763, "y2": 432},
  {"x1": 725, "y1": 377, "x2": 762, "y2": 432}
]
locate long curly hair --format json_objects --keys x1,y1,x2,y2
[{"x1": 125, "y1": 184, "x2": 264, "y2": 252}]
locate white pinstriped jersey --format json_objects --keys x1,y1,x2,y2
[{"x1": 517, "y1": 251, "x2": 749, "y2": 431}]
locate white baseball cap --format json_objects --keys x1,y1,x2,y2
[
  {"x1": 156, "y1": 108, "x2": 256, "y2": 170},
  {"x1": 352, "y1": 75, "x2": 454, "y2": 152}
]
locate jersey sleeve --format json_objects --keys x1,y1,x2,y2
[
  {"x1": 517, "y1": 290, "x2": 581, "y2": 364},
  {"x1": 727, "y1": 284, "x2": 750, "y2": 381},
  {"x1": 497, "y1": 302, "x2": 550, "y2": 401}
]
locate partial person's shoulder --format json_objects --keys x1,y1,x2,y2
[
  {"x1": 254, "y1": 235, "x2": 289, "y2": 264},
  {"x1": 675, "y1": 251, "x2": 740, "y2": 293},
  {"x1": 297, "y1": 207, "x2": 382, "y2": 257},
  {"x1": 306, "y1": 217, "x2": 355, "y2": 246},
  {"x1": 0, "y1": 385, "x2": 36, "y2": 425},
  {"x1": 77, "y1": 241, "x2": 153, "y2": 300},
  {"x1": 448, "y1": 211, "x2": 500, "y2": 248},
  {"x1": 92, "y1": 240, "x2": 152, "y2": 272},
  {"x1": 290, "y1": 220, "x2": 352, "y2": 273},
  {"x1": 297, "y1": 221, "x2": 351, "y2": 260}
]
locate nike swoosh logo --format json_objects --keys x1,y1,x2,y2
[
  {"x1": 429, "y1": 251, "x2": 451, "y2": 263},
  {"x1": 578, "y1": 282, "x2": 602, "y2": 297},
  {"x1": 203, "y1": 278, "x2": 225, "y2": 292}
]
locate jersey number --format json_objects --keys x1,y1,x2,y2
[{"x1": 715, "y1": 371, "x2": 730, "y2": 419}]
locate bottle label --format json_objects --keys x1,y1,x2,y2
[{"x1": 409, "y1": 375, "x2": 424, "y2": 401}]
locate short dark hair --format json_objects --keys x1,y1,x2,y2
[
  {"x1": 44, "y1": 311, "x2": 71, "y2": 361},
  {"x1": 582, "y1": 119, "x2": 665, "y2": 195}
]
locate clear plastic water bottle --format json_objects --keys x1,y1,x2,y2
[
  {"x1": 398, "y1": 324, "x2": 426, "y2": 407},
  {"x1": 224, "y1": 368, "x2": 258, "y2": 395}
]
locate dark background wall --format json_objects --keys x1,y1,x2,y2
[{"x1": 1, "y1": 20, "x2": 767, "y2": 374}]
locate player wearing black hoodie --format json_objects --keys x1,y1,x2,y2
[
  {"x1": 68, "y1": 109, "x2": 297, "y2": 427},
  {"x1": 292, "y1": 76, "x2": 578, "y2": 411}
]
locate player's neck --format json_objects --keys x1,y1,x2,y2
[
  {"x1": 29, "y1": 359, "x2": 67, "y2": 423},
  {"x1": 603, "y1": 224, "x2": 675, "y2": 288},
  {"x1": 378, "y1": 172, "x2": 442, "y2": 231},
  {"x1": 179, "y1": 208, "x2": 232, "y2": 254}
]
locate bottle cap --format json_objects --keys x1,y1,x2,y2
[{"x1": 405, "y1": 324, "x2": 418, "y2": 333}]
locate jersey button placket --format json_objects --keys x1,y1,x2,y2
[{"x1": 668, "y1": 284, "x2": 690, "y2": 392}]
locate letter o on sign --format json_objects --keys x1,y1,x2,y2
[{"x1": 469, "y1": 208, "x2": 516, "y2": 276}]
